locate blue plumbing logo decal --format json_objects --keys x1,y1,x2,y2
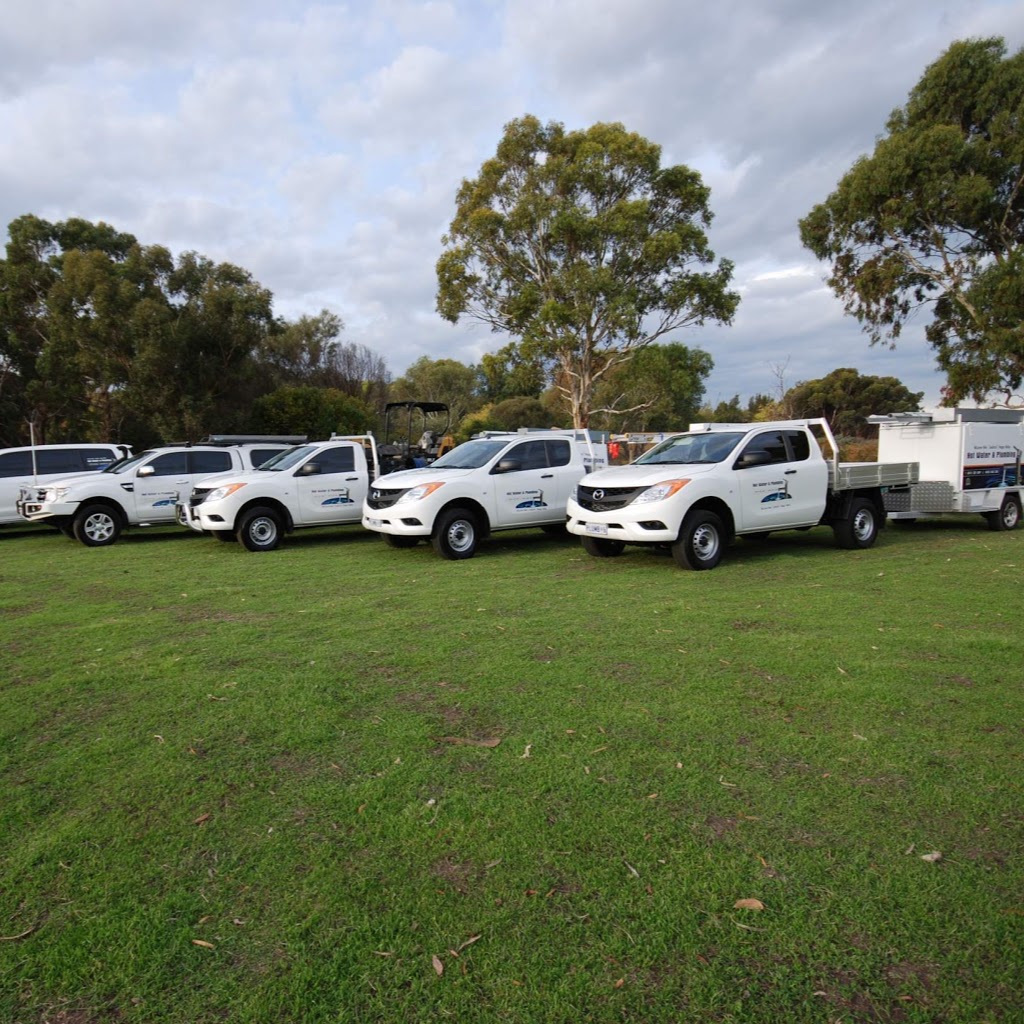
[
  {"x1": 152, "y1": 498, "x2": 178, "y2": 507},
  {"x1": 753, "y1": 479, "x2": 791, "y2": 505},
  {"x1": 320, "y1": 488, "x2": 353, "y2": 506},
  {"x1": 511, "y1": 488, "x2": 547, "y2": 510}
]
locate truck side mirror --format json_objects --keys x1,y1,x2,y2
[
  {"x1": 297, "y1": 461, "x2": 321, "y2": 476},
  {"x1": 493, "y1": 458, "x2": 522, "y2": 474},
  {"x1": 137, "y1": 465, "x2": 155, "y2": 477},
  {"x1": 735, "y1": 450, "x2": 772, "y2": 469}
]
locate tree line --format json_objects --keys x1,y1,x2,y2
[{"x1": 4, "y1": 35, "x2": 1016, "y2": 448}]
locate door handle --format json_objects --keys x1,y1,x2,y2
[
  {"x1": 345, "y1": 476, "x2": 359, "y2": 481},
  {"x1": 541, "y1": 473, "x2": 554, "y2": 479},
  {"x1": 784, "y1": 470, "x2": 797, "y2": 475}
]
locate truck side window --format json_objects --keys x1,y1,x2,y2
[
  {"x1": 147, "y1": 452, "x2": 189, "y2": 476},
  {"x1": 739, "y1": 432, "x2": 788, "y2": 465},
  {"x1": 37, "y1": 450, "x2": 84, "y2": 473},
  {"x1": 0, "y1": 452, "x2": 33, "y2": 477},
  {"x1": 190, "y1": 451, "x2": 233, "y2": 474},
  {"x1": 546, "y1": 439, "x2": 571, "y2": 467},
  {"x1": 314, "y1": 446, "x2": 355, "y2": 474},
  {"x1": 785, "y1": 431, "x2": 811, "y2": 462},
  {"x1": 512, "y1": 440, "x2": 549, "y2": 471}
]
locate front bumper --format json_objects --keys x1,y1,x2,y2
[
  {"x1": 361, "y1": 510, "x2": 431, "y2": 537},
  {"x1": 16, "y1": 498, "x2": 78, "y2": 522},
  {"x1": 177, "y1": 500, "x2": 235, "y2": 534},
  {"x1": 565, "y1": 498, "x2": 678, "y2": 544}
]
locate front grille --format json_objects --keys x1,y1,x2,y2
[
  {"x1": 188, "y1": 487, "x2": 212, "y2": 508},
  {"x1": 576, "y1": 485, "x2": 648, "y2": 512},
  {"x1": 366, "y1": 487, "x2": 407, "y2": 510}
]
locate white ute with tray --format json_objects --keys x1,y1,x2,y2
[{"x1": 567, "y1": 418, "x2": 919, "y2": 570}]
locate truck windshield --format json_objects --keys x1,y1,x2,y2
[
  {"x1": 103, "y1": 451, "x2": 157, "y2": 474},
  {"x1": 635, "y1": 432, "x2": 745, "y2": 465},
  {"x1": 431, "y1": 439, "x2": 509, "y2": 469},
  {"x1": 257, "y1": 445, "x2": 317, "y2": 471}
]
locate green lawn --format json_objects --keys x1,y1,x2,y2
[{"x1": 1, "y1": 519, "x2": 1021, "y2": 1023}]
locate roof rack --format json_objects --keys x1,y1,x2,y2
[{"x1": 200, "y1": 435, "x2": 308, "y2": 446}]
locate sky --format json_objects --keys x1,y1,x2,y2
[{"x1": 2, "y1": 0, "x2": 1023, "y2": 411}]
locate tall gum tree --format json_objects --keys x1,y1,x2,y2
[
  {"x1": 436, "y1": 116, "x2": 738, "y2": 427},
  {"x1": 800, "y1": 38, "x2": 1024, "y2": 405}
]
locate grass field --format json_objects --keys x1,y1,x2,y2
[{"x1": 1, "y1": 518, "x2": 1021, "y2": 1023}]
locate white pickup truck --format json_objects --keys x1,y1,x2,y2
[
  {"x1": 362, "y1": 429, "x2": 608, "y2": 559},
  {"x1": 566, "y1": 419, "x2": 919, "y2": 570},
  {"x1": 17, "y1": 438, "x2": 298, "y2": 546},
  {"x1": 177, "y1": 435, "x2": 381, "y2": 550}
]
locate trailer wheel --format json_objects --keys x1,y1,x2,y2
[
  {"x1": 384, "y1": 534, "x2": 420, "y2": 548},
  {"x1": 986, "y1": 495, "x2": 1021, "y2": 532},
  {"x1": 73, "y1": 505, "x2": 122, "y2": 547},
  {"x1": 432, "y1": 507, "x2": 478, "y2": 560},
  {"x1": 581, "y1": 536, "x2": 625, "y2": 557},
  {"x1": 672, "y1": 510, "x2": 724, "y2": 570},
  {"x1": 833, "y1": 498, "x2": 878, "y2": 549},
  {"x1": 238, "y1": 507, "x2": 282, "y2": 551}
]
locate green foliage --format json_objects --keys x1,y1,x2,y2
[
  {"x1": 437, "y1": 115, "x2": 738, "y2": 426},
  {"x1": 786, "y1": 367, "x2": 922, "y2": 437},
  {"x1": 591, "y1": 342, "x2": 712, "y2": 431},
  {"x1": 0, "y1": 215, "x2": 390, "y2": 447},
  {"x1": 696, "y1": 393, "x2": 772, "y2": 423},
  {"x1": 390, "y1": 356, "x2": 482, "y2": 426},
  {"x1": 800, "y1": 37, "x2": 1024, "y2": 403},
  {"x1": 250, "y1": 385, "x2": 372, "y2": 439},
  {"x1": 477, "y1": 343, "x2": 547, "y2": 402}
]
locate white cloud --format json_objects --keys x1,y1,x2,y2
[{"x1": 2, "y1": 0, "x2": 1022, "y2": 413}]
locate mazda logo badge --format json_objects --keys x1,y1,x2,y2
[
  {"x1": 592, "y1": 489, "x2": 605, "y2": 500},
  {"x1": 372, "y1": 491, "x2": 380, "y2": 499}
]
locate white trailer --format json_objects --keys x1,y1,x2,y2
[{"x1": 870, "y1": 408, "x2": 1023, "y2": 531}]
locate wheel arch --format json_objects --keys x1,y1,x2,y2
[
  {"x1": 434, "y1": 497, "x2": 491, "y2": 539},
  {"x1": 76, "y1": 497, "x2": 128, "y2": 526},
  {"x1": 683, "y1": 497, "x2": 736, "y2": 544},
  {"x1": 827, "y1": 488, "x2": 886, "y2": 528},
  {"x1": 234, "y1": 496, "x2": 294, "y2": 533}
]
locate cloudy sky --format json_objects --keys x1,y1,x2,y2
[{"x1": 3, "y1": 0, "x2": 1023, "y2": 409}]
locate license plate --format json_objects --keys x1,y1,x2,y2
[
  {"x1": 366, "y1": 517, "x2": 384, "y2": 529},
  {"x1": 585, "y1": 523, "x2": 609, "y2": 536}
]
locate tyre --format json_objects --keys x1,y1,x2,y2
[
  {"x1": 72, "y1": 505, "x2": 122, "y2": 547},
  {"x1": 384, "y1": 533, "x2": 420, "y2": 548},
  {"x1": 214, "y1": 530, "x2": 236, "y2": 543},
  {"x1": 581, "y1": 535, "x2": 625, "y2": 557},
  {"x1": 237, "y1": 507, "x2": 283, "y2": 551},
  {"x1": 431, "y1": 507, "x2": 478, "y2": 560},
  {"x1": 833, "y1": 498, "x2": 879, "y2": 549},
  {"x1": 671, "y1": 510, "x2": 724, "y2": 570},
  {"x1": 986, "y1": 495, "x2": 1021, "y2": 532}
]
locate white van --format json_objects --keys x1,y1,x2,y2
[{"x1": 0, "y1": 443, "x2": 131, "y2": 525}]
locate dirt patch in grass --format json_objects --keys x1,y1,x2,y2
[
  {"x1": 268, "y1": 752, "x2": 322, "y2": 777},
  {"x1": 704, "y1": 814, "x2": 739, "y2": 839},
  {"x1": 431, "y1": 856, "x2": 481, "y2": 893}
]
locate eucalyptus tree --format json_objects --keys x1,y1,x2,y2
[
  {"x1": 801, "y1": 37, "x2": 1024, "y2": 404},
  {"x1": 437, "y1": 115, "x2": 738, "y2": 426}
]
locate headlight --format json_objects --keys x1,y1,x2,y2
[
  {"x1": 206, "y1": 483, "x2": 247, "y2": 502},
  {"x1": 633, "y1": 479, "x2": 691, "y2": 504},
  {"x1": 44, "y1": 486, "x2": 71, "y2": 502},
  {"x1": 396, "y1": 482, "x2": 445, "y2": 503}
]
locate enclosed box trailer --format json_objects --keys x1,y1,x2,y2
[{"x1": 871, "y1": 408, "x2": 1023, "y2": 530}]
